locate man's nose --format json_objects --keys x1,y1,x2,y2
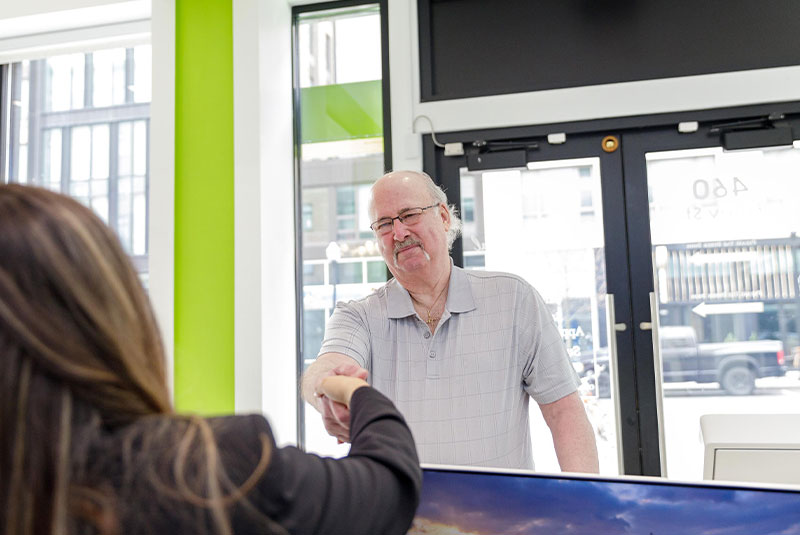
[{"x1": 392, "y1": 218, "x2": 410, "y2": 240}]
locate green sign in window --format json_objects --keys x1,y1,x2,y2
[{"x1": 300, "y1": 80, "x2": 383, "y2": 143}]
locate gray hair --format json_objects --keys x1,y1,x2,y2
[
  {"x1": 370, "y1": 171, "x2": 463, "y2": 251},
  {"x1": 419, "y1": 172, "x2": 463, "y2": 251}
]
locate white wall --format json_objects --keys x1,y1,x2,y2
[
  {"x1": 0, "y1": 1, "x2": 150, "y2": 63},
  {"x1": 233, "y1": 0, "x2": 297, "y2": 445},
  {"x1": 409, "y1": 67, "x2": 800, "y2": 135},
  {"x1": 0, "y1": 0, "x2": 137, "y2": 20},
  {"x1": 387, "y1": 0, "x2": 423, "y2": 171},
  {"x1": 149, "y1": 0, "x2": 175, "y2": 399}
]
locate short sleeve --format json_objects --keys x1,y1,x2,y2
[
  {"x1": 520, "y1": 285, "x2": 581, "y2": 404},
  {"x1": 317, "y1": 300, "x2": 373, "y2": 371}
]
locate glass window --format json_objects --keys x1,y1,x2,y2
[
  {"x1": 464, "y1": 253, "x2": 485, "y2": 269},
  {"x1": 303, "y1": 263, "x2": 325, "y2": 285},
  {"x1": 2, "y1": 46, "x2": 151, "y2": 276},
  {"x1": 367, "y1": 260, "x2": 387, "y2": 282},
  {"x1": 116, "y1": 120, "x2": 149, "y2": 256},
  {"x1": 302, "y1": 309, "x2": 326, "y2": 366},
  {"x1": 302, "y1": 203, "x2": 314, "y2": 230},
  {"x1": 92, "y1": 48, "x2": 127, "y2": 108},
  {"x1": 41, "y1": 129, "x2": 62, "y2": 189},
  {"x1": 295, "y1": 2, "x2": 388, "y2": 456},
  {"x1": 132, "y1": 46, "x2": 152, "y2": 103},
  {"x1": 459, "y1": 159, "x2": 616, "y2": 474},
  {"x1": 463, "y1": 197, "x2": 475, "y2": 222},
  {"x1": 332, "y1": 14, "x2": 381, "y2": 83},
  {"x1": 336, "y1": 186, "x2": 355, "y2": 215},
  {"x1": 646, "y1": 144, "x2": 800, "y2": 481},
  {"x1": 336, "y1": 261, "x2": 363, "y2": 284},
  {"x1": 45, "y1": 53, "x2": 85, "y2": 112}
]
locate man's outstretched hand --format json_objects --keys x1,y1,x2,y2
[{"x1": 315, "y1": 362, "x2": 368, "y2": 443}]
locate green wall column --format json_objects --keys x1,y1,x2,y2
[{"x1": 174, "y1": 0, "x2": 234, "y2": 413}]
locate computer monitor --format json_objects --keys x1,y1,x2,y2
[
  {"x1": 700, "y1": 413, "x2": 800, "y2": 485},
  {"x1": 409, "y1": 465, "x2": 800, "y2": 535}
]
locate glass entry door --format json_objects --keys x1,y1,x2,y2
[
  {"x1": 625, "y1": 127, "x2": 800, "y2": 481},
  {"x1": 433, "y1": 106, "x2": 800, "y2": 479},
  {"x1": 439, "y1": 133, "x2": 637, "y2": 476}
]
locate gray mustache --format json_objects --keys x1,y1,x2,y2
[
  {"x1": 392, "y1": 238, "x2": 430, "y2": 267},
  {"x1": 394, "y1": 238, "x2": 422, "y2": 255}
]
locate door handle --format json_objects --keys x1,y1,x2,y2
[
  {"x1": 604, "y1": 294, "x2": 625, "y2": 474},
  {"x1": 646, "y1": 291, "x2": 668, "y2": 477}
]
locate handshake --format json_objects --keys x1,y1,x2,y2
[{"x1": 306, "y1": 359, "x2": 370, "y2": 443}]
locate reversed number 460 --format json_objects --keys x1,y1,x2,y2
[{"x1": 692, "y1": 177, "x2": 748, "y2": 200}]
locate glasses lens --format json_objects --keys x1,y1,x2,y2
[
  {"x1": 373, "y1": 219, "x2": 393, "y2": 234},
  {"x1": 399, "y1": 209, "x2": 424, "y2": 225}
]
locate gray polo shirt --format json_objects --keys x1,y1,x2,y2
[{"x1": 318, "y1": 263, "x2": 580, "y2": 469}]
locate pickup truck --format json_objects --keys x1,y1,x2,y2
[{"x1": 578, "y1": 325, "x2": 786, "y2": 396}]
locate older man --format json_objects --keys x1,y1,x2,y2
[{"x1": 302, "y1": 170, "x2": 598, "y2": 472}]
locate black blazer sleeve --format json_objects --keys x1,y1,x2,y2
[{"x1": 222, "y1": 387, "x2": 421, "y2": 535}]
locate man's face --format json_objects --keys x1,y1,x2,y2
[{"x1": 370, "y1": 174, "x2": 450, "y2": 278}]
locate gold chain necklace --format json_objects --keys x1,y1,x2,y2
[{"x1": 417, "y1": 282, "x2": 448, "y2": 327}]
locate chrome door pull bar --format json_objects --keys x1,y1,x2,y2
[
  {"x1": 605, "y1": 294, "x2": 625, "y2": 474},
  {"x1": 647, "y1": 291, "x2": 668, "y2": 477}
]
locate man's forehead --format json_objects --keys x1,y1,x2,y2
[
  {"x1": 372, "y1": 177, "x2": 429, "y2": 211},
  {"x1": 375, "y1": 174, "x2": 425, "y2": 193}
]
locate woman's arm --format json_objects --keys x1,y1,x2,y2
[{"x1": 232, "y1": 386, "x2": 421, "y2": 535}]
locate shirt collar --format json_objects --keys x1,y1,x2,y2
[{"x1": 386, "y1": 259, "x2": 477, "y2": 319}]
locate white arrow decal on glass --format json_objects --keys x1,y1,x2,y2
[{"x1": 691, "y1": 301, "x2": 765, "y2": 318}]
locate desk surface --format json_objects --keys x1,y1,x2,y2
[{"x1": 701, "y1": 413, "x2": 800, "y2": 448}]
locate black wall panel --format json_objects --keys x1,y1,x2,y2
[{"x1": 419, "y1": 0, "x2": 800, "y2": 101}]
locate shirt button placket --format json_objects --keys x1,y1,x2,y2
[{"x1": 426, "y1": 348, "x2": 439, "y2": 377}]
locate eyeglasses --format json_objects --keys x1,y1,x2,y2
[{"x1": 369, "y1": 203, "x2": 440, "y2": 235}]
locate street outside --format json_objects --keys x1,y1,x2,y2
[{"x1": 530, "y1": 371, "x2": 800, "y2": 480}]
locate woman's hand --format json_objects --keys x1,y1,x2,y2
[{"x1": 316, "y1": 376, "x2": 369, "y2": 408}]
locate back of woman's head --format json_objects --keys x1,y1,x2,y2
[{"x1": 0, "y1": 184, "x2": 171, "y2": 533}]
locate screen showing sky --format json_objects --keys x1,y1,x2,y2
[{"x1": 409, "y1": 469, "x2": 800, "y2": 535}]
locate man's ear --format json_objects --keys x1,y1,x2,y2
[{"x1": 439, "y1": 203, "x2": 451, "y2": 230}]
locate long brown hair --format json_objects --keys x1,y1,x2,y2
[{"x1": 0, "y1": 184, "x2": 276, "y2": 535}]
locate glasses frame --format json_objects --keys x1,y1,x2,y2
[{"x1": 369, "y1": 203, "x2": 440, "y2": 234}]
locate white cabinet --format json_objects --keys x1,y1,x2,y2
[{"x1": 701, "y1": 414, "x2": 800, "y2": 485}]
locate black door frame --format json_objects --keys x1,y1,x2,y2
[{"x1": 425, "y1": 100, "x2": 800, "y2": 475}]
